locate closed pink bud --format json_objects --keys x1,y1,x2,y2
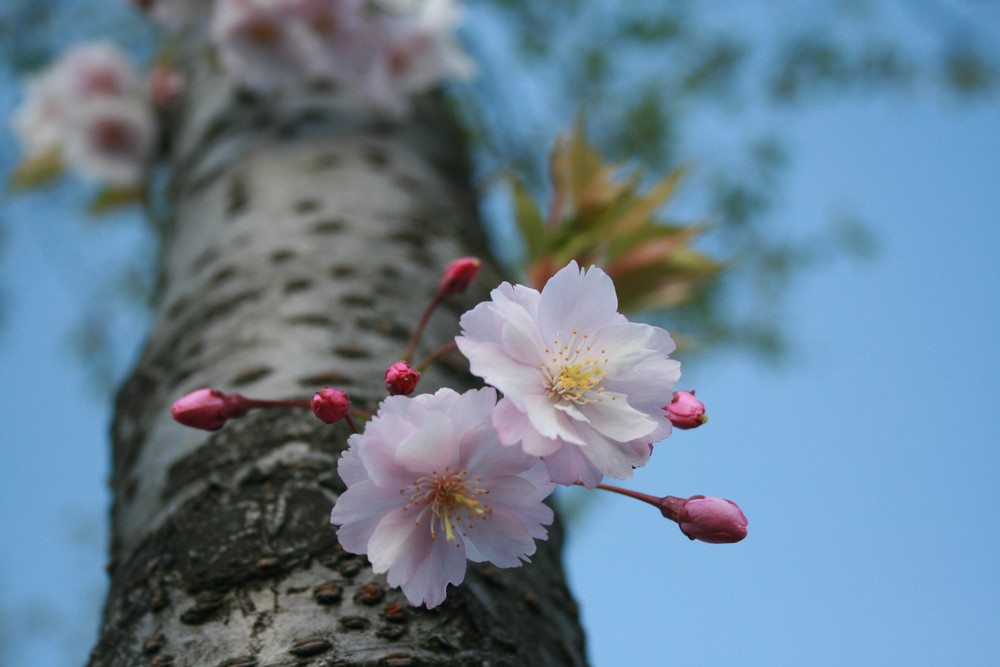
[
  {"x1": 311, "y1": 387, "x2": 351, "y2": 424},
  {"x1": 665, "y1": 390, "x2": 707, "y2": 429},
  {"x1": 439, "y1": 257, "x2": 481, "y2": 296},
  {"x1": 170, "y1": 388, "x2": 250, "y2": 431},
  {"x1": 676, "y1": 496, "x2": 748, "y2": 544},
  {"x1": 149, "y1": 65, "x2": 183, "y2": 108},
  {"x1": 385, "y1": 361, "x2": 421, "y2": 396}
]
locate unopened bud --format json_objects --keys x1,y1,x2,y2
[
  {"x1": 438, "y1": 257, "x2": 481, "y2": 296},
  {"x1": 311, "y1": 387, "x2": 351, "y2": 424},
  {"x1": 385, "y1": 361, "x2": 421, "y2": 396},
  {"x1": 170, "y1": 389, "x2": 250, "y2": 431},
  {"x1": 149, "y1": 65, "x2": 183, "y2": 108},
  {"x1": 668, "y1": 495, "x2": 748, "y2": 544},
  {"x1": 665, "y1": 390, "x2": 707, "y2": 429}
]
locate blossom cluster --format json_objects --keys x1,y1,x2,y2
[
  {"x1": 133, "y1": 0, "x2": 474, "y2": 115},
  {"x1": 11, "y1": 42, "x2": 156, "y2": 186},
  {"x1": 171, "y1": 259, "x2": 745, "y2": 609}
]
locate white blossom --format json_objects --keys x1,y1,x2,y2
[{"x1": 456, "y1": 262, "x2": 681, "y2": 487}]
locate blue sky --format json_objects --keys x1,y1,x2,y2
[
  {"x1": 563, "y1": 98, "x2": 1000, "y2": 665},
  {"x1": 1, "y1": 6, "x2": 999, "y2": 667}
]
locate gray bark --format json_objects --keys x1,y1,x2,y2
[{"x1": 86, "y1": 53, "x2": 587, "y2": 667}]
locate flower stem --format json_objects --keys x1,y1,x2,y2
[
  {"x1": 244, "y1": 398, "x2": 311, "y2": 409},
  {"x1": 344, "y1": 414, "x2": 359, "y2": 434},
  {"x1": 401, "y1": 292, "x2": 445, "y2": 363},
  {"x1": 416, "y1": 341, "x2": 458, "y2": 371},
  {"x1": 577, "y1": 482, "x2": 686, "y2": 522}
]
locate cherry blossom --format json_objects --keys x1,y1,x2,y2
[
  {"x1": 358, "y1": 0, "x2": 475, "y2": 114},
  {"x1": 125, "y1": 0, "x2": 211, "y2": 32},
  {"x1": 330, "y1": 387, "x2": 554, "y2": 608},
  {"x1": 12, "y1": 42, "x2": 143, "y2": 158},
  {"x1": 11, "y1": 42, "x2": 155, "y2": 186},
  {"x1": 11, "y1": 67, "x2": 67, "y2": 157},
  {"x1": 456, "y1": 261, "x2": 681, "y2": 488},
  {"x1": 212, "y1": 0, "x2": 327, "y2": 91},
  {"x1": 64, "y1": 97, "x2": 155, "y2": 185}
]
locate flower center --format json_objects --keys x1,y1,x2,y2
[
  {"x1": 542, "y1": 331, "x2": 610, "y2": 404},
  {"x1": 402, "y1": 467, "x2": 491, "y2": 542}
]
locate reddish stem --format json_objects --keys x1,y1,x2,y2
[
  {"x1": 577, "y1": 481, "x2": 687, "y2": 523},
  {"x1": 244, "y1": 398, "x2": 311, "y2": 409},
  {"x1": 402, "y1": 292, "x2": 445, "y2": 363},
  {"x1": 344, "y1": 414, "x2": 360, "y2": 434},
  {"x1": 416, "y1": 341, "x2": 458, "y2": 371}
]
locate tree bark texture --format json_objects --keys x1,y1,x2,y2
[{"x1": 88, "y1": 58, "x2": 588, "y2": 666}]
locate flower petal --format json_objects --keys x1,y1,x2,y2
[{"x1": 537, "y1": 262, "x2": 620, "y2": 339}]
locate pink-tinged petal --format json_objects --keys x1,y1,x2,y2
[
  {"x1": 456, "y1": 342, "x2": 541, "y2": 410},
  {"x1": 494, "y1": 281, "x2": 542, "y2": 318},
  {"x1": 331, "y1": 482, "x2": 409, "y2": 555},
  {"x1": 395, "y1": 412, "x2": 459, "y2": 473},
  {"x1": 483, "y1": 475, "x2": 555, "y2": 534},
  {"x1": 647, "y1": 323, "x2": 678, "y2": 356},
  {"x1": 578, "y1": 392, "x2": 657, "y2": 442},
  {"x1": 543, "y1": 444, "x2": 604, "y2": 488},
  {"x1": 500, "y1": 317, "x2": 546, "y2": 366},
  {"x1": 518, "y1": 459, "x2": 557, "y2": 497},
  {"x1": 537, "y1": 262, "x2": 620, "y2": 339},
  {"x1": 587, "y1": 323, "x2": 661, "y2": 370},
  {"x1": 337, "y1": 438, "x2": 368, "y2": 486},
  {"x1": 492, "y1": 399, "x2": 564, "y2": 457},
  {"x1": 523, "y1": 394, "x2": 592, "y2": 445},
  {"x1": 457, "y1": 299, "x2": 506, "y2": 347},
  {"x1": 399, "y1": 532, "x2": 468, "y2": 608},
  {"x1": 367, "y1": 506, "x2": 427, "y2": 575},
  {"x1": 357, "y1": 418, "x2": 420, "y2": 488},
  {"x1": 579, "y1": 433, "x2": 650, "y2": 480},
  {"x1": 444, "y1": 387, "x2": 496, "y2": 437},
  {"x1": 463, "y1": 420, "x2": 539, "y2": 475},
  {"x1": 464, "y1": 505, "x2": 539, "y2": 567}
]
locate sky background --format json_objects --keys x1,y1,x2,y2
[{"x1": 1, "y1": 4, "x2": 999, "y2": 667}]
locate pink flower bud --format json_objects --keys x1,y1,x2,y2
[
  {"x1": 170, "y1": 388, "x2": 250, "y2": 431},
  {"x1": 673, "y1": 496, "x2": 748, "y2": 544},
  {"x1": 385, "y1": 361, "x2": 421, "y2": 396},
  {"x1": 149, "y1": 65, "x2": 183, "y2": 108},
  {"x1": 311, "y1": 387, "x2": 351, "y2": 424},
  {"x1": 665, "y1": 390, "x2": 707, "y2": 429},
  {"x1": 438, "y1": 257, "x2": 481, "y2": 296}
]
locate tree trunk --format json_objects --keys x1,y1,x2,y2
[{"x1": 88, "y1": 55, "x2": 587, "y2": 667}]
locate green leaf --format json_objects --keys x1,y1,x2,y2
[
  {"x1": 87, "y1": 185, "x2": 144, "y2": 216},
  {"x1": 510, "y1": 176, "x2": 546, "y2": 262},
  {"x1": 7, "y1": 149, "x2": 63, "y2": 191},
  {"x1": 611, "y1": 166, "x2": 686, "y2": 235}
]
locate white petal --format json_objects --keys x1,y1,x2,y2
[
  {"x1": 579, "y1": 432, "x2": 650, "y2": 480},
  {"x1": 524, "y1": 394, "x2": 589, "y2": 445},
  {"x1": 537, "y1": 262, "x2": 619, "y2": 339},
  {"x1": 492, "y1": 399, "x2": 564, "y2": 456},
  {"x1": 578, "y1": 392, "x2": 657, "y2": 442}
]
